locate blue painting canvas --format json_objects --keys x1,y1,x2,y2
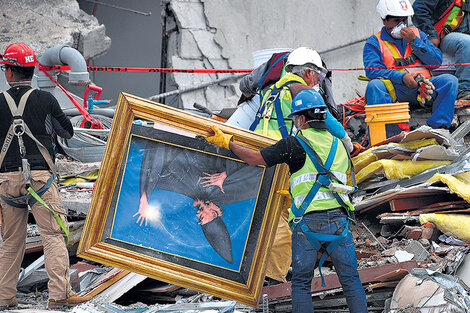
[{"x1": 110, "y1": 135, "x2": 264, "y2": 271}]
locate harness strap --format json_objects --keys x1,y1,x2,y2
[
  {"x1": 290, "y1": 137, "x2": 338, "y2": 218},
  {"x1": 0, "y1": 90, "x2": 57, "y2": 178},
  {"x1": 249, "y1": 81, "x2": 297, "y2": 136},
  {"x1": 0, "y1": 173, "x2": 54, "y2": 208},
  {"x1": 28, "y1": 186, "x2": 69, "y2": 243},
  {"x1": 298, "y1": 134, "x2": 357, "y2": 191},
  {"x1": 290, "y1": 135, "x2": 352, "y2": 287},
  {"x1": 0, "y1": 89, "x2": 34, "y2": 167}
]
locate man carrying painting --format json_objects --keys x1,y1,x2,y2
[{"x1": 205, "y1": 90, "x2": 368, "y2": 313}]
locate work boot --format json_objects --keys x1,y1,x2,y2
[
  {"x1": 48, "y1": 294, "x2": 92, "y2": 309},
  {"x1": 0, "y1": 297, "x2": 18, "y2": 310}
]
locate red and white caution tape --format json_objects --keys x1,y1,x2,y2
[{"x1": 38, "y1": 62, "x2": 470, "y2": 74}]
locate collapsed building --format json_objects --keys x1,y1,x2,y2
[{"x1": 2, "y1": 1, "x2": 470, "y2": 313}]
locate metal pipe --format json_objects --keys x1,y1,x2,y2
[
  {"x1": 148, "y1": 73, "x2": 244, "y2": 102},
  {"x1": 37, "y1": 44, "x2": 90, "y2": 88}
]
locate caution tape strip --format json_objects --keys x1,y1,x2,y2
[
  {"x1": 39, "y1": 64, "x2": 253, "y2": 74},
  {"x1": 38, "y1": 62, "x2": 470, "y2": 74}
]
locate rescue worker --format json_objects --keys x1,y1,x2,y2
[
  {"x1": 413, "y1": 0, "x2": 470, "y2": 100},
  {"x1": 364, "y1": 0, "x2": 458, "y2": 129},
  {"x1": 227, "y1": 48, "x2": 354, "y2": 284},
  {"x1": 228, "y1": 49, "x2": 339, "y2": 129},
  {"x1": 0, "y1": 42, "x2": 91, "y2": 310},
  {"x1": 205, "y1": 90, "x2": 368, "y2": 313}
]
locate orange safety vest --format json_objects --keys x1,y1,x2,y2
[
  {"x1": 434, "y1": 0, "x2": 468, "y2": 39},
  {"x1": 374, "y1": 28, "x2": 431, "y2": 79}
]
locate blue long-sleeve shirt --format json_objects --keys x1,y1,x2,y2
[
  {"x1": 363, "y1": 26, "x2": 443, "y2": 84},
  {"x1": 412, "y1": 0, "x2": 470, "y2": 39},
  {"x1": 325, "y1": 109, "x2": 346, "y2": 139}
]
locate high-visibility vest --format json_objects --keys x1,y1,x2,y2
[
  {"x1": 288, "y1": 129, "x2": 354, "y2": 222},
  {"x1": 375, "y1": 28, "x2": 431, "y2": 79},
  {"x1": 434, "y1": 0, "x2": 469, "y2": 39},
  {"x1": 254, "y1": 73, "x2": 307, "y2": 140}
]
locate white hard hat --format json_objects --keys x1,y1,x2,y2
[
  {"x1": 285, "y1": 47, "x2": 326, "y2": 74},
  {"x1": 376, "y1": 0, "x2": 414, "y2": 19}
]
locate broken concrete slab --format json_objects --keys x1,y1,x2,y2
[
  {"x1": 404, "y1": 240, "x2": 430, "y2": 262},
  {"x1": 0, "y1": 0, "x2": 111, "y2": 59},
  {"x1": 391, "y1": 268, "x2": 470, "y2": 312}
]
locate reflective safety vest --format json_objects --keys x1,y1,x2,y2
[
  {"x1": 288, "y1": 129, "x2": 354, "y2": 223},
  {"x1": 288, "y1": 128, "x2": 355, "y2": 287},
  {"x1": 250, "y1": 73, "x2": 307, "y2": 140},
  {"x1": 375, "y1": 28, "x2": 431, "y2": 79},
  {"x1": 435, "y1": 0, "x2": 470, "y2": 39}
]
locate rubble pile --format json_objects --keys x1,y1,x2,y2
[{"x1": 7, "y1": 124, "x2": 470, "y2": 312}]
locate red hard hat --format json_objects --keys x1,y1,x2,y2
[{"x1": 0, "y1": 42, "x2": 38, "y2": 67}]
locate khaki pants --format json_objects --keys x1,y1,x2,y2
[{"x1": 0, "y1": 170, "x2": 71, "y2": 301}]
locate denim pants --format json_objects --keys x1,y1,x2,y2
[
  {"x1": 291, "y1": 209, "x2": 368, "y2": 313},
  {"x1": 440, "y1": 32, "x2": 470, "y2": 94},
  {"x1": 365, "y1": 74, "x2": 458, "y2": 128}
]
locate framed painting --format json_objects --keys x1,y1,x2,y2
[{"x1": 77, "y1": 93, "x2": 290, "y2": 306}]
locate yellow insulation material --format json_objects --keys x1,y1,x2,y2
[
  {"x1": 420, "y1": 213, "x2": 470, "y2": 241},
  {"x1": 399, "y1": 138, "x2": 439, "y2": 150},
  {"x1": 427, "y1": 172, "x2": 470, "y2": 203},
  {"x1": 356, "y1": 159, "x2": 450, "y2": 184},
  {"x1": 352, "y1": 139, "x2": 439, "y2": 173},
  {"x1": 352, "y1": 148, "x2": 378, "y2": 172}
]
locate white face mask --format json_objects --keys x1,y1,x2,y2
[
  {"x1": 312, "y1": 84, "x2": 320, "y2": 92},
  {"x1": 292, "y1": 115, "x2": 300, "y2": 134},
  {"x1": 390, "y1": 22, "x2": 406, "y2": 39}
]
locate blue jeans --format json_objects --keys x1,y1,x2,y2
[
  {"x1": 291, "y1": 209, "x2": 368, "y2": 313},
  {"x1": 440, "y1": 32, "x2": 470, "y2": 94},
  {"x1": 365, "y1": 74, "x2": 458, "y2": 128}
]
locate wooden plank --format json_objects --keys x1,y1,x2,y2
[
  {"x1": 262, "y1": 261, "x2": 421, "y2": 300},
  {"x1": 390, "y1": 193, "x2": 462, "y2": 212},
  {"x1": 373, "y1": 269, "x2": 408, "y2": 282}
]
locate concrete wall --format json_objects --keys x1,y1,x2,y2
[{"x1": 165, "y1": 0, "x2": 384, "y2": 110}]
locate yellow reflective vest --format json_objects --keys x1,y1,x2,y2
[
  {"x1": 288, "y1": 129, "x2": 354, "y2": 222},
  {"x1": 254, "y1": 73, "x2": 308, "y2": 140}
]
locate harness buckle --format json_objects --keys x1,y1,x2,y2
[
  {"x1": 292, "y1": 216, "x2": 303, "y2": 224},
  {"x1": 13, "y1": 117, "x2": 25, "y2": 136}
]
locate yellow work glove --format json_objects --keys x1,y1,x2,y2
[
  {"x1": 205, "y1": 125, "x2": 233, "y2": 150},
  {"x1": 276, "y1": 190, "x2": 292, "y2": 198}
]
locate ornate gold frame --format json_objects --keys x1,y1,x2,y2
[{"x1": 77, "y1": 93, "x2": 290, "y2": 306}]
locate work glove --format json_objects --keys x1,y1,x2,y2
[
  {"x1": 351, "y1": 142, "x2": 364, "y2": 157},
  {"x1": 415, "y1": 74, "x2": 435, "y2": 107},
  {"x1": 205, "y1": 125, "x2": 233, "y2": 150},
  {"x1": 276, "y1": 190, "x2": 291, "y2": 198}
]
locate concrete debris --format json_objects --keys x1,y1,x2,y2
[
  {"x1": 390, "y1": 268, "x2": 470, "y2": 312},
  {"x1": 0, "y1": 0, "x2": 111, "y2": 59}
]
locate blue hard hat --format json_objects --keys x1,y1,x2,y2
[{"x1": 289, "y1": 90, "x2": 327, "y2": 118}]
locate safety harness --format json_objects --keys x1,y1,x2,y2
[
  {"x1": 249, "y1": 81, "x2": 298, "y2": 138},
  {"x1": 290, "y1": 134, "x2": 356, "y2": 287},
  {"x1": 0, "y1": 89, "x2": 68, "y2": 242},
  {"x1": 435, "y1": 0, "x2": 470, "y2": 40}
]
